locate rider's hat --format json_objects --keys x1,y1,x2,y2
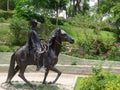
[{"x1": 30, "y1": 19, "x2": 40, "y2": 26}]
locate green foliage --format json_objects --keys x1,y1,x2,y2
[
  {"x1": 61, "y1": 13, "x2": 118, "y2": 60},
  {"x1": 0, "y1": 17, "x2": 6, "y2": 23},
  {"x1": 31, "y1": 0, "x2": 69, "y2": 10},
  {"x1": 0, "y1": 10, "x2": 14, "y2": 19},
  {"x1": 0, "y1": 0, "x2": 15, "y2": 10},
  {"x1": 14, "y1": 1, "x2": 36, "y2": 20},
  {"x1": 106, "y1": 43, "x2": 120, "y2": 61},
  {"x1": 10, "y1": 46, "x2": 20, "y2": 52},
  {"x1": 67, "y1": 14, "x2": 115, "y2": 32},
  {"x1": 50, "y1": 17, "x2": 66, "y2": 25},
  {"x1": 74, "y1": 67, "x2": 120, "y2": 90},
  {"x1": 74, "y1": 77, "x2": 82, "y2": 90},
  {"x1": 92, "y1": 63, "x2": 103, "y2": 75},
  {"x1": 111, "y1": 2, "x2": 120, "y2": 18},
  {"x1": 71, "y1": 61, "x2": 77, "y2": 65},
  {"x1": 9, "y1": 17, "x2": 29, "y2": 46},
  {"x1": 97, "y1": 0, "x2": 115, "y2": 14},
  {"x1": 61, "y1": 24, "x2": 116, "y2": 56},
  {"x1": 48, "y1": 0, "x2": 68, "y2": 10},
  {"x1": 0, "y1": 23, "x2": 10, "y2": 45},
  {"x1": 0, "y1": 45, "x2": 19, "y2": 52},
  {"x1": 0, "y1": 45, "x2": 11, "y2": 52}
]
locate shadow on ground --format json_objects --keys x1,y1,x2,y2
[{"x1": 3, "y1": 81, "x2": 59, "y2": 90}]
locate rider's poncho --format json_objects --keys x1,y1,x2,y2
[{"x1": 28, "y1": 28, "x2": 41, "y2": 53}]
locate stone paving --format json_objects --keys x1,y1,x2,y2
[{"x1": 0, "y1": 72, "x2": 86, "y2": 90}]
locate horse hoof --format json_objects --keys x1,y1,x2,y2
[
  {"x1": 48, "y1": 82, "x2": 53, "y2": 84},
  {"x1": 31, "y1": 85, "x2": 36, "y2": 90},
  {"x1": 42, "y1": 82, "x2": 46, "y2": 84},
  {"x1": 1, "y1": 82, "x2": 11, "y2": 89}
]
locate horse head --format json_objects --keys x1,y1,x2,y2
[{"x1": 48, "y1": 28, "x2": 74, "y2": 45}]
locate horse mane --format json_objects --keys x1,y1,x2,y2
[{"x1": 47, "y1": 28, "x2": 60, "y2": 46}]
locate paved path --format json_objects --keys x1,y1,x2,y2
[{"x1": 0, "y1": 72, "x2": 86, "y2": 90}]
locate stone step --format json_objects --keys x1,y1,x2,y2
[{"x1": 0, "y1": 64, "x2": 120, "y2": 75}]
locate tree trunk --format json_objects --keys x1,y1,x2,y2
[
  {"x1": 98, "y1": 0, "x2": 100, "y2": 13},
  {"x1": 7, "y1": 0, "x2": 9, "y2": 11},
  {"x1": 56, "y1": 8, "x2": 59, "y2": 27},
  {"x1": 72, "y1": 0, "x2": 75, "y2": 16}
]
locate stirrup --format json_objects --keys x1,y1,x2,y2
[
  {"x1": 39, "y1": 66, "x2": 46, "y2": 72},
  {"x1": 37, "y1": 50, "x2": 45, "y2": 54}
]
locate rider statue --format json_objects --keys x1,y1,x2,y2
[{"x1": 28, "y1": 19, "x2": 45, "y2": 71}]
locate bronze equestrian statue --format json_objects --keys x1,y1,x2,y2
[{"x1": 5, "y1": 27, "x2": 74, "y2": 89}]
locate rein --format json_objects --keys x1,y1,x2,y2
[
  {"x1": 39, "y1": 38, "x2": 65, "y2": 53},
  {"x1": 42, "y1": 39, "x2": 62, "y2": 53},
  {"x1": 55, "y1": 39, "x2": 63, "y2": 47},
  {"x1": 55, "y1": 39, "x2": 68, "y2": 49}
]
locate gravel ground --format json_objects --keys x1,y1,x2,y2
[{"x1": 0, "y1": 72, "x2": 86, "y2": 90}]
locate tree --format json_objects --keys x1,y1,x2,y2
[
  {"x1": 82, "y1": 0, "x2": 89, "y2": 15},
  {"x1": 69, "y1": 0, "x2": 89, "y2": 16},
  {"x1": 31, "y1": 0, "x2": 69, "y2": 25},
  {"x1": 97, "y1": 0, "x2": 119, "y2": 14},
  {"x1": 31, "y1": 0, "x2": 69, "y2": 16},
  {"x1": 111, "y1": 2, "x2": 120, "y2": 41},
  {"x1": 0, "y1": 0, "x2": 15, "y2": 10},
  {"x1": 14, "y1": 0, "x2": 35, "y2": 19},
  {"x1": 74, "y1": 0, "x2": 81, "y2": 15}
]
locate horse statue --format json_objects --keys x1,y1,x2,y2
[{"x1": 5, "y1": 28, "x2": 74, "y2": 89}]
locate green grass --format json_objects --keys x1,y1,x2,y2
[
  {"x1": 7, "y1": 81, "x2": 59, "y2": 90},
  {"x1": 61, "y1": 25, "x2": 116, "y2": 45},
  {"x1": 74, "y1": 77, "x2": 82, "y2": 90},
  {"x1": 0, "y1": 23, "x2": 10, "y2": 43},
  {"x1": 0, "y1": 23, "x2": 10, "y2": 33}
]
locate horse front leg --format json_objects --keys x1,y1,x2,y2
[
  {"x1": 42, "y1": 69, "x2": 49, "y2": 84},
  {"x1": 49, "y1": 67, "x2": 61, "y2": 84}
]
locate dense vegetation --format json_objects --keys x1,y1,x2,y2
[
  {"x1": 0, "y1": 0, "x2": 120, "y2": 61},
  {"x1": 74, "y1": 64, "x2": 120, "y2": 90}
]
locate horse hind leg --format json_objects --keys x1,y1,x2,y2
[
  {"x1": 5, "y1": 65, "x2": 20, "y2": 84},
  {"x1": 18, "y1": 65, "x2": 35, "y2": 89}
]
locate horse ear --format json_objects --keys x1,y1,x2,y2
[
  {"x1": 56, "y1": 28, "x2": 61, "y2": 35},
  {"x1": 58, "y1": 28, "x2": 61, "y2": 33},
  {"x1": 51, "y1": 32, "x2": 56, "y2": 38},
  {"x1": 50, "y1": 28, "x2": 60, "y2": 39},
  {"x1": 48, "y1": 30, "x2": 56, "y2": 45}
]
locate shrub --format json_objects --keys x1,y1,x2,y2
[
  {"x1": 0, "y1": 10, "x2": 14, "y2": 19},
  {"x1": 0, "y1": 45, "x2": 19, "y2": 52},
  {"x1": 0, "y1": 45, "x2": 11, "y2": 52},
  {"x1": 74, "y1": 67, "x2": 120, "y2": 90},
  {"x1": 0, "y1": 17, "x2": 6, "y2": 23},
  {"x1": 10, "y1": 46, "x2": 20, "y2": 52},
  {"x1": 71, "y1": 61, "x2": 77, "y2": 65},
  {"x1": 106, "y1": 43, "x2": 120, "y2": 61},
  {"x1": 9, "y1": 17, "x2": 29, "y2": 46}
]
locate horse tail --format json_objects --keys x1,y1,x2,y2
[
  {"x1": 9, "y1": 52, "x2": 16, "y2": 74},
  {"x1": 5, "y1": 52, "x2": 16, "y2": 83}
]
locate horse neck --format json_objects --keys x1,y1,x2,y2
[{"x1": 51, "y1": 39, "x2": 61, "y2": 56}]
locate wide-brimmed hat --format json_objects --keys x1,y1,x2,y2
[
  {"x1": 31, "y1": 19, "x2": 39, "y2": 24},
  {"x1": 30, "y1": 19, "x2": 40, "y2": 26}
]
